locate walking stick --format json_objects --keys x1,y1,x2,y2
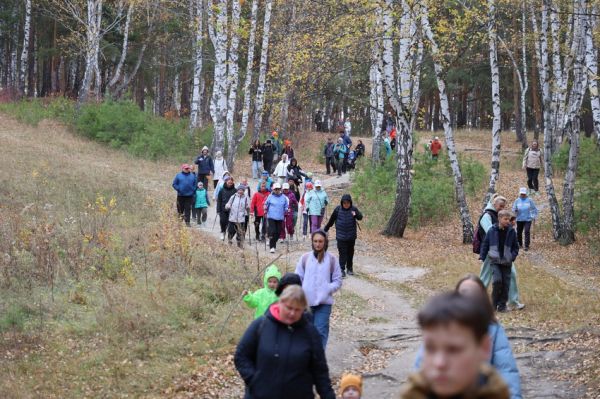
[{"x1": 212, "y1": 211, "x2": 218, "y2": 231}]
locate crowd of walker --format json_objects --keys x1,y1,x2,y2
[{"x1": 170, "y1": 127, "x2": 544, "y2": 398}]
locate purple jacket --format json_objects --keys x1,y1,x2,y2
[{"x1": 295, "y1": 252, "x2": 343, "y2": 307}]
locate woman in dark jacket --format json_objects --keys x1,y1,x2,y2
[
  {"x1": 286, "y1": 158, "x2": 307, "y2": 186},
  {"x1": 262, "y1": 140, "x2": 275, "y2": 174},
  {"x1": 217, "y1": 177, "x2": 237, "y2": 241},
  {"x1": 249, "y1": 140, "x2": 263, "y2": 179},
  {"x1": 234, "y1": 285, "x2": 335, "y2": 399}
]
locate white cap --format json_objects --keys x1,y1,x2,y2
[
  {"x1": 282, "y1": 183, "x2": 290, "y2": 189},
  {"x1": 272, "y1": 183, "x2": 282, "y2": 189},
  {"x1": 519, "y1": 187, "x2": 528, "y2": 195},
  {"x1": 314, "y1": 180, "x2": 322, "y2": 187},
  {"x1": 434, "y1": 136, "x2": 439, "y2": 140}
]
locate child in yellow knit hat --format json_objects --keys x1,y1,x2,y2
[{"x1": 339, "y1": 374, "x2": 362, "y2": 398}]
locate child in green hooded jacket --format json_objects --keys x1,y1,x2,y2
[{"x1": 242, "y1": 265, "x2": 281, "y2": 319}]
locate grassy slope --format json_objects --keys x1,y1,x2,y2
[{"x1": 0, "y1": 114, "x2": 251, "y2": 398}]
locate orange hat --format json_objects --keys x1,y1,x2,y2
[
  {"x1": 272, "y1": 131, "x2": 278, "y2": 137},
  {"x1": 340, "y1": 374, "x2": 362, "y2": 396},
  {"x1": 284, "y1": 139, "x2": 292, "y2": 147}
]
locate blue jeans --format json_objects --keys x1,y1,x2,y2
[
  {"x1": 310, "y1": 304, "x2": 332, "y2": 348},
  {"x1": 251, "y1": 161, "x2": 262, "y2": 179}
]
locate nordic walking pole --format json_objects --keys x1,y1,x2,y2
[{"x1": 212, "y1": 211, "x2": 218, "y2": 231}]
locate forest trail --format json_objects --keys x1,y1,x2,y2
[{"x1": 0, "y1": 114, "x2": 591, "y2": 398}]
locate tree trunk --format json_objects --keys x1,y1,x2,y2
[
  {"x1": 252, "y1": 0, "x2": 273, "y2": 142},
  {"x1": 584, "y1": 5, "x2": 600, "y2": 145},
  {"x1": 279, "y1": 0, "x2": 298, "y2": 137},
  {"x1": 208, "y1": 0, "x2": 229, "y2": 153},
  {"x1": 78, "y1": 0, "x2": 103, "y2": 107},
  {"x1": 108, "y1": 2, "x2": 134, "y2": 94},
  {"x1": 238, "y1": 0, "x2": 259, "y2": 147},
  {"x1": 189, "y1": 0, "x2": 204, "y2": 131},
  {"x1": 18, "y1": 0, "x2": 32, "y2": 97},
  {"x1": 483, "y1": 0, "x2": 502, "y2": 208},
  {"x1": 421, "y1": 0, "x2": 474, "y2": 243},
  {"x1": 225, "y1": 0, "x2": 242, "y2": 169}
]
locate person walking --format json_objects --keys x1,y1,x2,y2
[
  {"x1": 248, "y1": 140, "x2": 263, "y2": 180},
  {"x1": 217, "y1": 177, "x2": 237, "y2": 240},
  {"x1": 194, "y1": 146, "x2": 214, "y2": 188},
  {"x1": 300, "y1": 182, "x2": 314, "y2": 240},
  {"x1": 286, "y1": 158, "x2": 307, "y2": 186},
  {"x1": 261, "y1": 139, "x2": 275, "y2": 174},
  {"x1": 273, "y1": 153, "x2": 291, "y2": 184},
  {"x1": 194, "y1": 182, "x2": 210, "y2": 227},
  {"x1": 226, "y1": 184, "x2": 250, "y2": 247},
  {"x1": 324, "y1": 194, "x2": 363, "y2": 277},
  {"x1": 213, "y1": 171, "x2": 232, "y2": 201},
  {"x1": 323, "y1": 137, "x2": 337, "y2": 175},
  {"x1": 282, "y1": 140, "x2": 295, "y2": 159},
  {"x1": 255, "y1": 170, "x2": 273, "y2": 192},
  {"x1": 305, "y1": 180, "x2": 329, "y2": 233},
  {"x1": 522, "y1": 140, "x2": 543, "y2": 195},
  {"x1": 264, "y1": 182, "x2": 289, "y2": 253},
  {"x1": 512, "y1": 188, "x2": 538, "y2": 251},
  {"x1": 344, "y1": 117, "x2": 352, "y2": 137},
  {"x1": 333, "y1": 138, "x2": 348, "y2": 177},
  {"x1": 430, "y1": 136, "x2": 442, "y2": 160},
  {"x1": 250, "y1": 181, "x2": 270, "y2": 242},
  {"x1": 212, "y1": 151, "x2": 228, "y2": 189},
  {"x1": 172, "y1": 164, "x2": 197, "y2": 226},
  {"x1": 280, "y1": 183, "x2": 299, "y2": 241},
  {"x1": 234, "y1": 285, "x2": 336, "y2": 399},
  {"x1": 295, "y1": 231, "x2": 343, "y2": 347},
  {"x1": 355, "y1": 140, "x2": 365, "y2": 159}
]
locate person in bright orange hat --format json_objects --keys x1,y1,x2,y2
[{"x1": 339, "y1": 374, "x2": 362, "y2": 398}]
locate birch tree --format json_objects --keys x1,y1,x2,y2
[
  {"x1": 208, "y1": 0, "x2": 229, "y2": 153},
  {"x1": 79, "y1": 0, "x2": 103, "y2": 105},
  {"x1": 420, "y1": 0, "x2": 474, "y2": 243},
  {"x1": 252, "y1": 0, "x2": 273, "y2": 142},
  {"x1": 18, "y1": 0, "x2": 32, "y2": 97},
  {"x1": 483, "y1": 0, "x2": 502, "y2": 208},
  {"x1": 190, "y1": 0, "x2": 204, "y2": 130},
  {"x1": 584, "y1": 4, "x2": 600, "y2": 145},
  {"x1": 237, "y1": 0, "x2": 259, "y2": 146},
  {"x1": 369, "y1": 48, "x2": 384, "y2": 164},
  {"x1": 225, "y1": 0, "x2": 241, "y2": 168},
  {"x1": 107, "y1": 1, "x2": 134, "y2": 95}
]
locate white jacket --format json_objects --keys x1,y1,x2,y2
[
  {"x1": 214, "y1": 158, "x2": 228, "y2": 181},
  {"x1": 273, "y1": 160, "x2": 290, "y2": 177}
]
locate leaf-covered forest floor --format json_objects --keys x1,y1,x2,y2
[{"x1": 0, "y1": 114, "x2": 598, "y2": 398}]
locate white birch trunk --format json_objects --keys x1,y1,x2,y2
[
  {"x1": 173, "y1": 73, "x2": 181, "y2": 114},
  {"x1": 548, "y1": 0, "x2": 567, "y2": 152},
  {"x1": 520, "y1": 1, "x2": 528, "y2": 147},
  {"x1": 238, "y1": 0, "x2": 259, "y2": 145},
  {"x1": 370, "y1": 12, "x2": 384, "y2": 165},
  {"x1": 225, "y1": 0, "x2": 241, "y2": 168},
  {"x1": 107, "y1": 2, "x2": 133, "y2": 91},
  {"x1": 209, "y1": 0, "x2": 229, "y2": 153},
  {"x1": 252, "y1": 0, "x2": 273, "y2": 142},
  {"x1": 279, "y1": 0, "x2": 297, "y2": 135},
  {"x1": 398, "y1": 0, "x2": 413, "y2": 107},
  {"x1": 18, "y1": 0, "x2": 32, "y2": 97},
  {"x1": 420, "y1": 1, "x2": 474, "y2": 243},
  {"x1": 584, "y1": 5, "x2": 600, "y2": 144},
  {"x1": 78, "y1": 0, "x2": 103, "y2": 106},
  {"x1": 483, "y1": 0, "x2": 502, "y2": 208}
]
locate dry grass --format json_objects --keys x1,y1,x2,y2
[{"x1": 0, "y1": 114, "x2": 260, "y2": 398}]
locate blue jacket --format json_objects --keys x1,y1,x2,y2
[
  {"x1": 512, "y1": 197, "x2": 538, "y2": 222},
  {"x1": 264, "y1": 192, "x2": 289, "y2": 221},
  {"x1": 414, "y1": 323, "x2": 522, "y2": 399},
  {"x1": 323, "y1": 194, "x2": 363, "y2": 241},
  {"x1": 194, "y1": 155, "x2": 214, "y2": 175},
  {"x1": 480, "y1": 224, "x2": 519, "y2": 265},
  {"x1": 340, "y1": 134, "x2": 352, "y2": 148},
  {"x1": 172, "y1": 172, "x2": 197, "y2": 197}
]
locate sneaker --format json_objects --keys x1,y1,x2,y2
[
  {"x1": 347, "y1": 270, "x2": 354, "y2": 276},
  {"x1": 524, "y1": 247, "x2": 529, "y2": 251},
  {"x1": 515, "y1": 302, "x2": 526, "y2": 310},
  {"x1": 303, "y1": 235, "x2": 307, "y2": 241},
  {"x1": 341, "y1": 270, "x2": 347, "y2": 278},
  {"x1": 220, "y1": 233, "x2": 225, "y2": 240},
  {"x1": 270, "y1": 248, "x2": 275, "y2": 253}
]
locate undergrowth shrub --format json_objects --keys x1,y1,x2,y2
[
  {"x1": 351, "y1": 153, "x2": 485, "y2": 229},
  {"x1": 553, "y1": 137, "x2": 600, "y2": 236}
]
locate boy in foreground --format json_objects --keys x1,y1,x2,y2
[{"x1": 400, "y1": 292, "x2": 509, "y2": 399}]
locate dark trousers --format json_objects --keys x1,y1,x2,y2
[
  {"x1": 325, "y1": 156, "x2": 336, "y2": 174},
  {"x1": 526, "y1": 168, "x2": 540, "y2": 191},
  {"x1": 254, "y1": 216, "x2": 266, "y2": 240},
  {"x1": 198, "y1": 174, "x2": 209, "y2": 187},
  {"x1": 196, "y1": 207, "x2": 207, "y2": 225},
  {"x1": 268, "y1": 218, "x2": 283, "y2": 249},
  {"x1": 219, "y1": 211, "x2": 230, "y2": 233},
  {"x1": 516, "y1": 221, "x2": 532, "y2": 249},
  {"x1": 337, "y1": 158, "x2": 344, "y2": 176},
  {"x1": 337, "y1": 239, "x2": 356, "y2": 272},
  {"x1": 491, "y1": 263, "x2": 511, "y2": 311},
  {"x1": 227, "y1": 221, "x2": 246, "y2": 242},
  {"x1": 213, "y1": 180, "x2": 219, "y2": 189},
  {"x1": 176, "y1": 196, "x2": 194, "y2": 225},
  {"x1": 263, "y1": 159, "x2": 273, "y2": 174}
]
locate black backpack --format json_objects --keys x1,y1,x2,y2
[{"x1": 472, "y1": 210, "x2": 495, "y2": 254}]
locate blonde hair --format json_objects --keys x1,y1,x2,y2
[
  {"x1": 493, "y1": 195, "x2": 507, "y2": 206},
  {"x1": 498, "y1": 209, "x2": 512, "y2": 219},
  {"x1": 279, "y1": 285, "x2": 307, "y2": 308}
]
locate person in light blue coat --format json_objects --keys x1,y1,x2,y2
[
  {"x1": 512, "y1": 187, "x2": 538, "y2": 251},
  {"x1": 414, "y1": 274, "x2": 522, "y2": 399},
  {"x1": 264, "y1": 183, "x2": 289, "y2": 253}
]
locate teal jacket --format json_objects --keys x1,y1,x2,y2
[
  {"x1": 305, "y1": 189, "x2": 329, "y2": 216},
  {"x1": 194, "y1": 188, "x2": 210, "y2": 208},
  {"x1": 243, "y1": 265, "x2": 282, "y2": 319}
]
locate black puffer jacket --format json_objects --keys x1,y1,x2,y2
[
  {"x1": 323, "y1": 194, "x2": 363, "y2": 241},
  {"x1": 217, "y1": 185, "x2": 237, "y2": 213},
  {"x1": 234, "y1": 304, "x2": 335, "y2": 399}
]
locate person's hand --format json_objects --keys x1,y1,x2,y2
[
  {"x1": 242, "y1": 290, "x2": 248, "y2": 296},
  {"x1": 351, "y1": 211, "x2": 356, "y2": 217}
]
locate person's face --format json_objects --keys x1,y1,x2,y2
[
  {"x1": 283, "y1": 188, "x2": 289, "y2": 194},
  {"x1": 499, "y1": 215, "x2": 511, "y2": 228},
  {"x1": 267, "y1": 277, "x2": 278, "y2": 290},
  {"x1": 342, "y1": 387, "x2": 360, "y2": 399},
  {"x1": 260, "y1": 182, "x2": 267, "y2": 190},
  {"x1": 315, "y1": 186, "x2": 321, "y2": 191},
  {"x1": 312, "y1": 234, "x2": 325, "y2": 252},
  {"x1": 198, "y1": 184, "x2": 204, "y2": 190},
  {"x1": 183, "y1": 166, "x2": 191, "y2": 173},
  {"x1": 226, "y1": 179, "x2": 234, "y2": 188},
  {"x1": 273, "y1": 188, "x2": 281, "y2": 195},
  {"x1": 278, "y1": 299, "x2": 304, "y2": 325},
  {"x1": 342, "y1": 200, "x2": 351, "y2": 209},
  {"x1": 493, "y1": 201, "x2": 505, "y2": 212},
  {"x1": 520, "y1": 193, "x2": 527, "y2": 199},
  {"x1": 532, "y1": 141, "x2": 539, "y2": 150},
  {"x1": 202, "y1": 149, "x2": 208, "y2": 155},
  {"x1": 422, "y1": 322, "x2": 490, "y2": 397},
  {"x1": 237, "y1": 188, "x2": 244, "y2": 195}
]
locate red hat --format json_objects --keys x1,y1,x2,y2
[{"x1": 305, "y1": 182, "x2": 314, "y2": 189}]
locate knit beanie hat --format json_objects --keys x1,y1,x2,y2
[
  {"x1": 275, "y1": 273, "x2": 302, "y2": 296},
  {"x1": 339, "y1": 374, "x2": 362, "y2": 396}
]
